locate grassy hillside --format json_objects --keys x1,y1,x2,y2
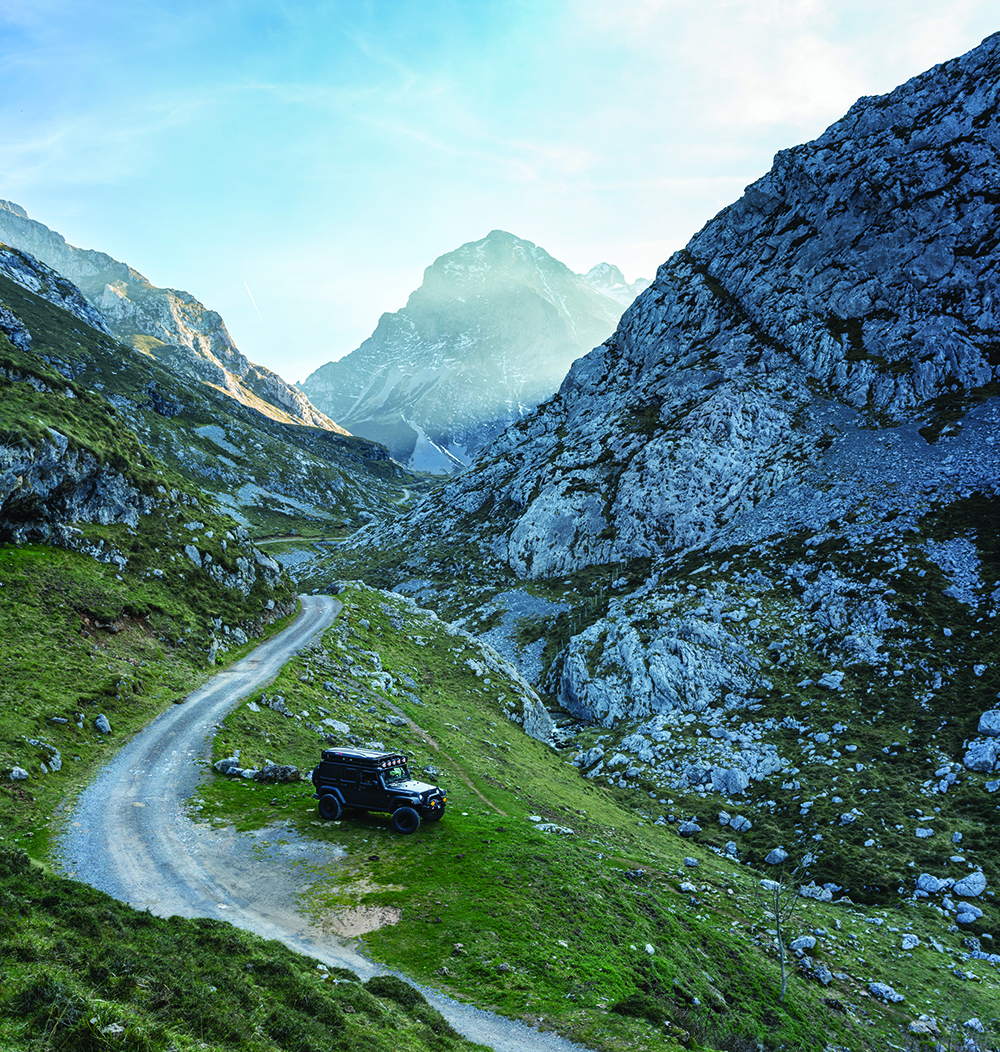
[
  {"x1": 0, "y1": 845, "x2": 486, "y2": 1052},
  {"x1": 190, "y1": 583, "x2": 1000, "y2": 1052}
]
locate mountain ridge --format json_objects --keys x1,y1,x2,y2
[
  {"x1": 300, "y1": 229, "x2": 646, "y2": 472},
  {"x1": 0, "y1": 200, "x2": 344, "y2": 433}
]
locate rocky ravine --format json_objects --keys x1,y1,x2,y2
[
  {"x1": 301, "y1": 230, "x2": 647, "y2": 472},
  {"x1": 344, "y1": 34, "x2": 1000, "y2": 908}
]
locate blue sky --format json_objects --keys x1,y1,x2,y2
[{"x1": 1, "y1": 1, "x2": 997, "y2": 383}]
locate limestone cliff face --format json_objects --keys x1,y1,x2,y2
[
  {"x1": 0, "y1": 202, "x2": 343, "y2": 433},
  {"x1": 301, "y1": 230, "x2": 639, "y2": 472},
  {"x1": 367, "y1": 32, "x2": 1000, "y2": 577}
]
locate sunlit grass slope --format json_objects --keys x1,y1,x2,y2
[{"x1": 194, "y1": 583, "x2": 1000, "y2": 1052}]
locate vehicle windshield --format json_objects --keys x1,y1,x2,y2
[{"x1": 383, "y1": 764, "x2": 410, "y2": 786}]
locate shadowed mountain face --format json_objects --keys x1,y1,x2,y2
[
  {"x1": 0, "y1": 201, "x2": 341, "y2": 433},
  {"x1": 340, "y1": 34, "x2": 1000, "y2": 905},
  {"x1": 300, "y1": 230, "x2": 646, "y2": 472}
]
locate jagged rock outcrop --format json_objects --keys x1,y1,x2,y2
[
  {"x1": 0, "y1": 243, "x2": 112, "y2": 336},
  {"x1": 301, "y1": 230, "x2": 643, "y2": 471},
  {"x1": 0, "y1": 431, "x2": 155, "y2": 546},
  {"x1": 0, "y1": 201, "x2": 342, "y2": 432}
]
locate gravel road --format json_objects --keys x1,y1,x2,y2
[{"x1": 53, "y1": 594, "x2": 586, "y2": 1052}]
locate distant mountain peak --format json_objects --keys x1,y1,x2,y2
[{"x1": 301, "y1": 231, "x2": 637, "y2": 471}]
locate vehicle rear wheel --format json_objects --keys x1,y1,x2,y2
[
  {"x1": 318, "y1": 794, "x2": 342, "y2": 820},
  {"x1": 392, "y1": 806, "x2": 420, "y2": 834},
  {"x1": 425, "y1": 802, "x2": 446, "y2": 822}
]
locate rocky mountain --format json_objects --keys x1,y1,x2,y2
[
  {"x1": 0, "y1": 242, "x2": 416, "y2": 554},
  {"x1": 300, "y1": 230, "x2": 646, "y2": 472},
  {"x1": 338, "y1": 33, "x2": 1000, "y2": 907},
  {"x1": 581, "y1": 261, "x2": 650, "y2": 306},
  {"x1": 0, "y1": 200, "x2": 340, "y2": 432}
]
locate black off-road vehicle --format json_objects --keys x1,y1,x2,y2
[{"x1": 310, "y1": 747, "x2": 446, "y2": 833}]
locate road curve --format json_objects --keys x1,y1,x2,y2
[{"x1": 53, "y1": 594, "x2": 585, "y2": 1052}]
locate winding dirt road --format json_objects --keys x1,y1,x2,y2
[{"x1": 53, "y1": 594, "x2": 583, "y2": 1052}]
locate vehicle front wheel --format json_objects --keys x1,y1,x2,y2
[
  {"x1": 425, "y1": 802, "x2": 446, "y2": 822},
  {"x1": 392, "y1": 806, "x2": 421, "y2": 834},
  {"x1": 318, "y1": 794, "x2": 342, "y2": 821}
]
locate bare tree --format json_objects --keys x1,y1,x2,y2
[{"x1": 753, "y1": 869, "x2": 803, "y2": 1002}]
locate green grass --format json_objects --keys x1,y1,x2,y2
[
  {"x1": 189, "y1": 583, "x2": 1000, "y2": 1052},
  {"x1": 0, "y1": 845, "x2": 487, "y2": 1052},
  {"x1": 0, "y1": 542, "x2": 297, "y2": 858}
]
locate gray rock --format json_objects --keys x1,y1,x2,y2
[
  {"x1": 765, "y1": 847, "x2": 788, "y2": 865},
  {"x1": 790, "y1": 935, "x2": 816, "y2": 951},
  {"x1": 953, "y1": 871, "x2": 987, "y2": 898},
  {"x1": 711, "y1": 766, "x2": 750, "y2": 796},
  {"x1": 729, "y1": 815, "x2": 752, "y2": 833},
  {"x1": 963, "y1": 738, "x2": 999, "y2": 771},
  {"x1": 813, "y1": 964, "x2": 833, "y2": 985},
  {"x1": 868, "y1": 982, "x2": 904, "y2": 1003},
  {"x1": 799, "y1": 882, "x2": 833, "y2": 902},
  {"x1": 535, "y1": 823, "x2": 574, "y2": 835},
  {"x1": 956, "y1": 905, "x2": 983, "y2": 924},
  {"x1": 915, "y1": 827, "x2": 934, "y2": 838},
  {"x1": 323, "y1": 719, "x2": 351, "y2": 735},
  {"x1": 916, "y1": 873, "x2": 947, "y2": 894},
  {"x1": 677, "y1": 820, "x2": 701, "y2": 836},
  {"x1": 213, "y1": 756, "x2": 242, "y2": 775},
  {"x1": 817, "y1": 671, "x2": 845, "y2": 691},
  {"x1": 901, "y1": 934, "x2": 920, "y2": 950},
  {"x1": 95, "y1": 714, "x2": 112, "y2": 735},
  {"x1": 684, "y1": 857, "x2": 700, "y2": 868},
  {"x1": 27, "y1": 738, "x2": 61, "y2": 772},
  {"x1": 10, "y1": 766, "x2": 28, "y2": 781},
  {"x1": 385, "y1": 715, "x2": 408, "y2": 727},
  {"x1": 978, "y1": 710, "x2": 1000, "y2": 736},
  {"x1": 252, "y1": 764, "x2": 301, "y2": 784}
]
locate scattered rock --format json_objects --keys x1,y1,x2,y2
[
  {"x1": 252, "y1": 764, "x2": 301, "y2": 784},
  {"x1": 790, "y1": 935, "x2": 816, "y2": 951},
  {"x1": 817, "y1": 671, "x2": 845, "y2": 691},
  {"x1": 677, "y1": 820, "x2": 701, "y2": 836},
  {"x1": 765, "y1": 847, "x2": 788, "y2": 865},
  {"x1": 901, "y1": 934, "x2": 920, "y2": 950},
  {"x1": 978, "y1": 710, "x2": 1000, "y2": 736},
  {"x1": 10, "y1": 767, "x2": 28, "y2": 781},
  {"x1": 953, "y1": 871, "x2": 987, "y2": 898},
  {"x1": 95, "y1": 714, "x2": 112, "y2": 734},
  {"x1": 868, "y1": 982, "x2": 904, "y2": 1003}
]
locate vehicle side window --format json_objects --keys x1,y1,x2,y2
[{"x1": 360, "y1": 771, "x2": 377, "y2": 786}]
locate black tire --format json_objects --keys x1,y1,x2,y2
[
  {"x1": 318, "y1": 794, "x2": 342, "y2": 821},
  {"x1": 425, "y1": 802, "x2": 446, "y2": 822},
  {"x1": 392, "y1": 806, "x2": 421, "y2": 834}
]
